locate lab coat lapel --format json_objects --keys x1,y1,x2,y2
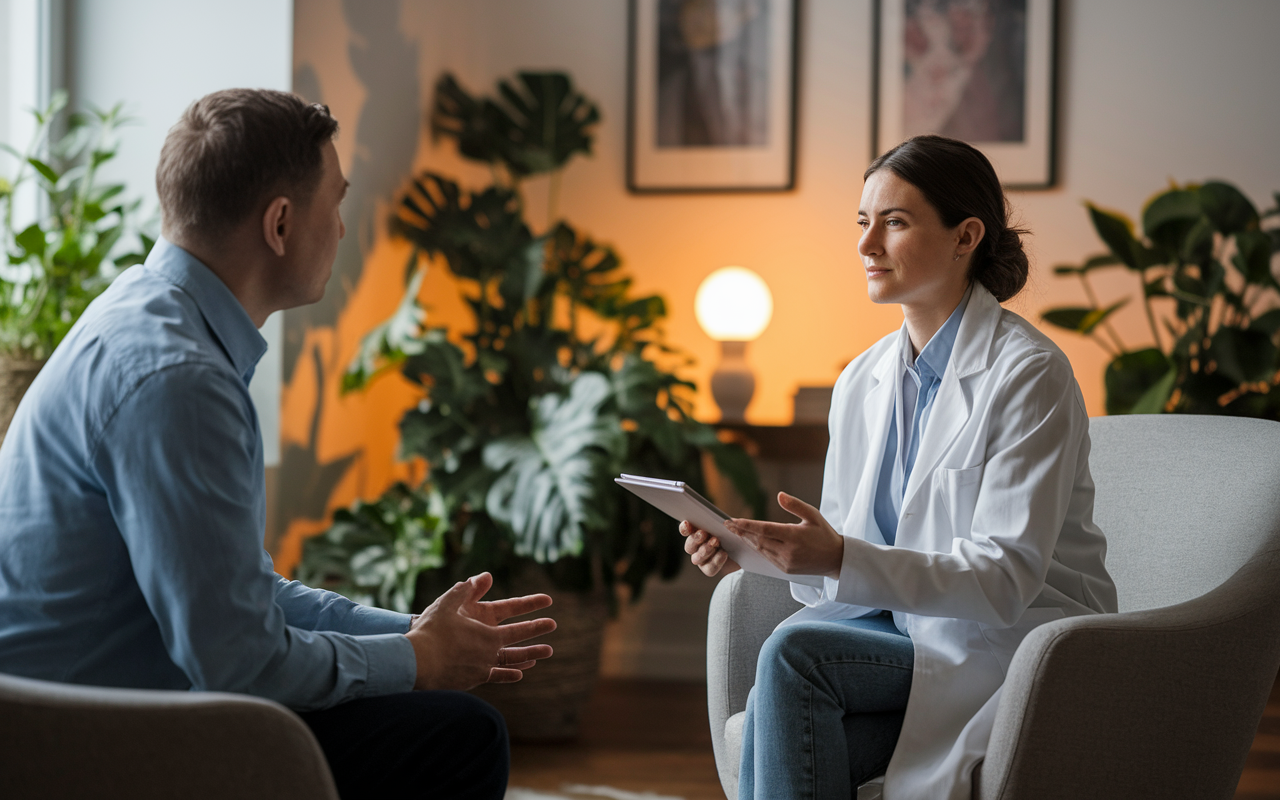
[
  {"x1": 851, "y1": 339, "x2": 901, "y2": 544},
  {"x1": 901, "y1": 283, "x2": 1002, "y2": 511}
]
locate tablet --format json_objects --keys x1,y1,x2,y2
[{"x1": 614, "y1": 474, "x2": 824, "y2": 588}]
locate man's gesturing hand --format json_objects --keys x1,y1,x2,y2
[
  {"x1": 406, "y1": 572, "x2": 556, "y2": 691},
  {"x1": 725, "y1": 492, "x2": 845, "y2": 579}
]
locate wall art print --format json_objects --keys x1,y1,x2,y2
[
  {"x1": 874, "y1": 0, "x2": 1057, "y2": 188},
  {"x1": 628, "y1": 0, "x2": 799, "y2": 192}
]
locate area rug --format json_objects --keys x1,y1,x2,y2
[{"x1": 506, "y1": 786, "x2": 685, "y2": 800}]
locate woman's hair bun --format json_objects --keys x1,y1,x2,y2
[{"x1": 979, "y1": 226, "x2": 1030, "y2": 303}]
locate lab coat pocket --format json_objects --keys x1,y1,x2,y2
[
  {"x1": 980, "y1": 607, "x2": 1066, "y2": 677},
  {"x1": 937, "y1": 464, "x2": 983, "y2": 538}
]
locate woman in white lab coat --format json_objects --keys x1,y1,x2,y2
[{"x1": 681, "y1": 135, "x2": 1117, "y2": 800}]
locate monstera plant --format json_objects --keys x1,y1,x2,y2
[
  {"x1": 296, "y1": 72, "x2": 762, "y2": 617},
  {"x1": 1043, "y1": 181, "x2": 1280, "y2": 419}
]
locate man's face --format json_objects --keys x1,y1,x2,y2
[{"x1": 279, "y1": 141, "x2": 347, "y2": 308}]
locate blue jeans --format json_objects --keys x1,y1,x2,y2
[{"x1": 739, "y1": 611, "x2": 914, "y2": 800}]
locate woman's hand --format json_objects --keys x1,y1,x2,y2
[
  {"x1": 726, "y1": 492, "x2": 845, "y2": 579},
  {"x1": 679, "y1": 520, "x2": 741, "y2": 577}
]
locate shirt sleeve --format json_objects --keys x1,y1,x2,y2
[
  {"x1": 831, "y1": 352, "x2": 1089, "y2": 628},
  {"x1": 92, "y1": 362, "x2": 416, "y2": 711},
  {"x1": 269, "y1": 556, "x2": 412, "y2": 635}
]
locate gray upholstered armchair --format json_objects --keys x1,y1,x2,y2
[
  {"x1": 0, "y1": 672, "x2": 339, "y2": 799},
  {"x1": 708, "y1": 415, "x2": 1280, "y2": 799}
]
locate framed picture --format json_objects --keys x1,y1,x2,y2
[
  {"x1": 873, "y1": 0, "x2": 1058, "y2": 189},
  {"x1": 627, "y1": 0, "x2": 799, "y2": 193}
]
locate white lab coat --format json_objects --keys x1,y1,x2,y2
[{"x1": 783, "y1": 282, "x2": 1118, "y2": 800}]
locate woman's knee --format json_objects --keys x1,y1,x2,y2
[{"x1": 755, "y1": 624, "x2": 820, "y2": 684}]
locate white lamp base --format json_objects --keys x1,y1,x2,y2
[{"x1": 711, "y1": 340, "x2": 755, "y2": 423}]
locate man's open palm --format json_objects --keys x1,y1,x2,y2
[{"x1": 406, "y1": 573, "x2": 556, "y2": 691}]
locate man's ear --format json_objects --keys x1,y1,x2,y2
[{"x1": 261, "y1": 196, "x2": 291, "y2": 257}]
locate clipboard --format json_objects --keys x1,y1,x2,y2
[{"x1": 614, "y1": 474, "x2": 824, "y2": 588}]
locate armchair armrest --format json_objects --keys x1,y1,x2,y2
[
  {"x1": 707, "y1": 571, "x2": 803, "y2": 796},
  {"x1": 979, "y1": 549, "x2": 1280, "y2": 800},
  {"x1": 0, "y1": 673, "x2": 339, "y2": 800}
]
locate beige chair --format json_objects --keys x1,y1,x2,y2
[
  {"x1": 708, "y1": 414, "x2": 1280, "y2": 799},
  {"x1": 0, "y1": 671, "x2": 339, "y2": 799}
]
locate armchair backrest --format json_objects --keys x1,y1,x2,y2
[{"x1": 1087, "y1": 415, "x2": 1280, "y2": 613}]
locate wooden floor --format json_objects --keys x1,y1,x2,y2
[{"x1": 510, "y1": 676, "x2": 1280, "y2": 800}]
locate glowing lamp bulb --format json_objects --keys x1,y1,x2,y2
[{"x1": 695, "y1": 267, "x2": 773, "y2": 342}]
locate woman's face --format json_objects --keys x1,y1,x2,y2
[{"x1": 857, "y1": 169, "x2": 976, "y2": 310}]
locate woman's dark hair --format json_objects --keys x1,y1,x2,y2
[{"x1": 864, "y1": 135, "x2": 1029, "y2": 302}]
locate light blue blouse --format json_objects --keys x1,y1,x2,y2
[{"x1": 872, "y1": 286, "x2": 971, "y2": 545}]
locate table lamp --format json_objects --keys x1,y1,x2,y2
[{"x1": 695, "y1": 266, "x2": 773, "y2": 422}]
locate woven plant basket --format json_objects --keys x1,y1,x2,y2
[
  {"x1": 0, "y1": 357, "x2": 45, "y2": 447},
  {"x1": 469, "y1": 564, "x2": 608, "y2": 742}
]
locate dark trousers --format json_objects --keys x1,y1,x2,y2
[{"x1": 299, "y1": 690, "x2": 509, "y2": 800}]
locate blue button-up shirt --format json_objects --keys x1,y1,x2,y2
[
  {"x1": 872, "y1": 286, "x2": 970, "y2": 546},
  {"x1": 0, "y1": 239, "x2": 416, "y2": 711}
]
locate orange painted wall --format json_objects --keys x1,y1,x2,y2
[{"x1": 275, "y1": 0, "x2": 1280, "y2": 571}]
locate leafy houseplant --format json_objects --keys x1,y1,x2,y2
[
  {"x1": 0, "y1": 91, "x2": 153, "y2": 439},
  {"x1": 296, "y1": 71, "x2": 763, "y2": 739},
  {"x1": 1043, "y1": 181, "x2": 1280, "y2": 419}
]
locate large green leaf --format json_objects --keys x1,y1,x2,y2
[
  {"x1": 396, "y1": 173, "x2": 533, "y2": 285},
  {"x1": 1142, "y1": 188, "x2": 1201, "y2": 252},
  {"x1": 343, "y1": 266, "x2": 428, "y2": 392},
  {"x1": 294, "y1": 484, "x2": 446, "y2": 613},
  {"x1": 26, "y1": 157, "x2": 59, "y2": 184},
  {"x1": 483, "y1": 372, "x2": 625, "y2": 562},
  {"x1": 1198, "y1": 181, "x2": 1258, "y2": 234},
  {"x1": 1105, "y1": 348, "x2": 1172, "y2": 415},
  {"x1": 1233, "y1": 230, "x2": 1274, "y2": 286},
  {"x1": 430, "y1": 73, "x2": 502, "y2": 165},
  {"x1": 1041, "y1": 299, "x2": 1127, "y2": 335},
  {"x1": 1129, "y1": 369, "x2": 1176, "y2": 414},
  {"x1": 13, "y1": 224, "x2": 46, "y2": 259},
  {"x1": 431, "y1": 71, "x2": 601, "y2": 179},
  {"x1": 1209, "y1": 328, "x2": 1277, "y2": 384},
  {"x1": 490, "y1": 72, "x2": 601, "y2": 177},
  {"x1": 1252, "y1": 309, "x2": 1280, "y2": 338},
  {"x1": 1087, "y1": 204, "x2": 1145, "y2": 269}
]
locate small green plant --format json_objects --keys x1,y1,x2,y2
[
  {"x1": 0, "y1": 91, "x2": 154, "y2": 360},
  {"x1": 296, "y1": 72, "x2": 763, "y2": 612},
  {"x1": 1043, "y1": 181, "x2": 1280, "y2": 419}
]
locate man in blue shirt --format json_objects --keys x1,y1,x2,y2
[{"x1": 0, "y1": 88, "x2": 553, "y2": 799}]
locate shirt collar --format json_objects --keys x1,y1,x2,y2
[
  {"x1": 900, "y1": 283, "x2": 973, "y2": 382},
  {"x1": 145, "y1": 237, "x2": 267, "y2": 384}
]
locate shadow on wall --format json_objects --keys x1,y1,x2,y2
[{"x1": 274, "y1": 0, "x2": 421, "y2": 551}]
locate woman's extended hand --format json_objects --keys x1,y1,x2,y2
[
  {"x1": 727, "y1": 492, "x2": 845, "y2": 579},
  {"x1": 679, "y1": 520, "x2": 741, "y2": 577}
]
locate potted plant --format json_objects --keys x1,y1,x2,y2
[
  {"x1": 0, "y1": 91, "x2": 153, "y2": 441},
  {"x1": 295, "y1": 72, "x2": 763, "y2": 739},
  {"x1": 1043, "y1": 181, "x2": 1280, "y2": 418}
]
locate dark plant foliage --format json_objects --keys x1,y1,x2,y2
[
  {"x1": 298, "y1": 73, "x2": 762, "y2": 611},
  {"x1": 1044, "y1": 181, "x2": 1280, "y2": 419}
]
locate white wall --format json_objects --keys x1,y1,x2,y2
[
  {"x1": 66, "y1": 0, "x2": 295, "y2": 466},
  {"x1": 0, "y1": 0, "x2": 10, "y2": 148}
]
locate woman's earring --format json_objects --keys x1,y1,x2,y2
[{"x1": 953, "y1": 254, "x2": 961, "y2": 261}]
